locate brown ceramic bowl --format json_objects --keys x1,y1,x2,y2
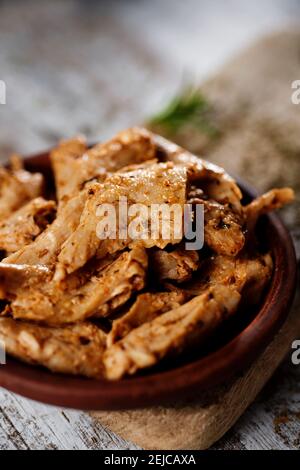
[{"x1": 0, "y1": 147, "x2": 297, "y2": 410}]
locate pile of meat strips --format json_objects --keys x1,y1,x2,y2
[{"x1": 0, "y1": 128, "x2": 294, "y2": 380}]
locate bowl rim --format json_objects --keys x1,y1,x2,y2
[{"x1": 0, "y1": 149, "x2": 297, "y2": 410}]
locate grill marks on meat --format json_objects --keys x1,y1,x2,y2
[
  {"x1": 55, "y1": 162, "x2": 187, "y2": 279},
  {"x1": 0, "y1": 198, "x2": 56, "y2": 255},
  {"x1": 1, "y1": 246, "x2": 147, "y2": 326},
  {"x1": 151, "y1": 247, "x2": 199, "y2": 283},
  {"x1": 51, "y1": 128, "x2": 156, "y2": 204},
  {"x1": 0, "y1": 317, "x2": 106, "y2": 378},
  {"x1": 104, "y1": 285, "x2": 241, "y2": 379},
  {"x1": 0, "y1": 157, "x2": 44, "y2": 221}
]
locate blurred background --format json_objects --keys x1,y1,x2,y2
[{"x1": 0, "y1": 0, "x2": 299, "y2": 154}]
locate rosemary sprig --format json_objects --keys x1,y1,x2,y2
[{"x1": 147, "y1": 87, "x2": 219, "y2": 138}]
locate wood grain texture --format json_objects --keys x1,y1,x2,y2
[{"x1": 0, "y1": 0, "x2": 300, "y2": 450}]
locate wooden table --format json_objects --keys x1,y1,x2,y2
[{"x1": 0, "y1": 0, "x2": 299, "y2": 450}]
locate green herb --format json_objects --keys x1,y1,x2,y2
[{"x1": 147, "y1": 87, "x2": 219, "y2": 137}]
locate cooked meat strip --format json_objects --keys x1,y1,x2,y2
[
  {"x1": 118, "y1": 159, "x2": 158, "y2": 173},
  {"x1": 9, "y1": 154, "x2": 23, "y2": 172},
  {"x1": 92, "y1": 247, "x2": 148, "y2": 320},
  {"x1": 55, "y1": 162, "x2": 188, "y2": 279},
  {"x1": 244, "y1": 188, "x2": 295, "y2": 233},
  {"x1": 0, "y1": 198, "x2": 56, "y2": 255},
  {"x1": 9, "y1": 155, "x2": 44, "y2": 201},
  {"x1": 4, "y1": 190, "x2": 87, "y2": 268},
  {"x1": 51, "y1": 128, "x2": 156, "y2": 203},
  {"x1": 0, "y1": 157, "x2": 44, "y2": 221},
  {"x1": 154, "y1": 134, "x2": 243, "y2": 212},
  {"x1": 108, "y1": 290, "x2": 188, "y2": 346},
  {"x1": 2, "y1": 246, "x2": 148, "y2": 326},
  {"x1": 0, "y1": 317, "x2": 106, "y2": 378},
  {"x1": 181, "y1": 253, "x2": 273, "y2": 305},
  {"x1": 200, "y1": 199, "x2": 245, "y2": 256},
  {"x1": 151, "y1": 247, "x2": 199, "y2": 283},
  {"x1": 0, "y1": 263, "x2": 50, "y2": 300},
  {"x1": 50, "y1": 136, "x2": 87, "y2": 203},
  {"x1": 104, "y1": 285, "x2": 241, "y2": 379},
  {"x1": 238, "y1": 254, "x2": 273, "y2": 305},
  {"x1": 86, "y1": 127, "x2": 156, "y2": 172}
]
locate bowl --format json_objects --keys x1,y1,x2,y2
[{"x1": 0, "y1": 146, "x2": 297, "y2": 410}]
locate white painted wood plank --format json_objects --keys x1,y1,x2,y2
[
  {"x1": 213, "y1": 360, "x2": 300, "y2": 450},
  {"x1": 0, "y1": 390, "x2": 139, "y2": 450}
]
